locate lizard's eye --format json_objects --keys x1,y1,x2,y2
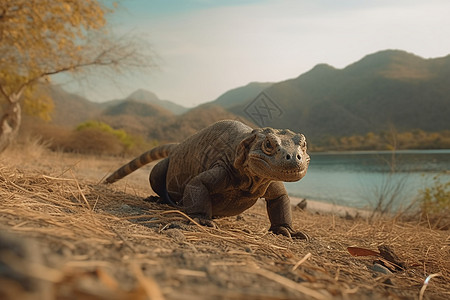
[
  {"x1": 299, "y1": 134, "x2": 307, "y2": 149},
  {"x1": 263, "y1": 138, "x2": 274, "y2": 155}
]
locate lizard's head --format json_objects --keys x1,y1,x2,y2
[{"x1": 234, "y1": 127, "x2": 310, "y2": 182}]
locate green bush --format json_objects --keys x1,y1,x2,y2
[
  {"x1": 65, "y1": 128, "x2": 124, "y2": 155},
  {"x1": 419, "y1": 174, "x2": 450, "y2": 229},
  {"x1": 76, "y1": 121, "x2": 133, "y2": 149},
  {"x1": 20, "y1": 118, "x2": 158, "y2": 156},
  {"x1": 75, "y1": 121, "x2": 158, "y2": 155}
]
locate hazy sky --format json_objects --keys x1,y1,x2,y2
[{"x1": 59, "y1": 0, "x2": 450, "y2": 106}]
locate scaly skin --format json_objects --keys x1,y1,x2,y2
[{"x1": 105, "y1": 120, "x2": 310, "y2": 239}]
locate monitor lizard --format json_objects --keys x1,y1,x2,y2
[{"x1": 105, "y1": 120, "x2": 310, "y2": 240}]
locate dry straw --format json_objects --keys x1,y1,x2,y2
[{"x1": 0, "y1": 161, "x2": 449, "y2": 299}]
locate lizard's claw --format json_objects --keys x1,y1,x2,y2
[
  {"x1": 269, "y1": 224, "x2": 310, "y2": 241},
  {"x1": 290, "y1": 230, "x2": 311, "y2": 241},
  {"x1": 192, "y1": 216, "x2": 218, "y2": 229},
  {"x1": 144, "y1": 195, "x2": 160, "y2": 203}
]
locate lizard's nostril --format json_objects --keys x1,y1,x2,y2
[
  {"x1": 297, "y1": 154, "x2": 301, "y2": 161},
  {"x1": 286, "y1": 154, "x2": 291, "y2": 160}
]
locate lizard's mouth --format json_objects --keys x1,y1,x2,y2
[{"x1": 248, "y1": 155, "x2": 307, "y2": 182}]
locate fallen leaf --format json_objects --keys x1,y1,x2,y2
[{"x1": 347, "y1": 247, "x2": 381, "y2": 257}]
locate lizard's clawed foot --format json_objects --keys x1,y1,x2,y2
[
  {"x1": 144, "y1": 195, "x2": 160, "y2": 203},
  {"x1": 270, "y1": 224, "x2": 310, "y2": 241},
  {"x1": 192, "y1": 216, "x2": 218, "y2": 229}
]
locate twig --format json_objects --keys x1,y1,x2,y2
[
  {"x1": 160, "y1": 210, "x2": 208, "y2": 232},
  {"x1": 131, "y1": 263, "x2": 165, "y2": 300},
  {"x1": 419, "y1": 273, "x2": 441, "y2": 300},
  {"x1": 71, "y1": 170, "x2": 91, "y2": 210},
  {"x1": 110, "y1": 227, "x2": 138, "y2": 253},
  {"x1": 41, "y1": 175, "x2": 78, "y2": 182},
  {"x1": 7, "y1": 181, "x2": 79, "y2": 210},
  {"x1": 176, "y1": 269, "x2": 207, "y2": 277},
  {"x1": 65, "y1": 260, "x2": 114, "y2": 268},
  {"x1": 249, "y1": 267, "x2": 329, "y2": 300},
  {"x1": 292, "y1": 252, "x2": 312, "y2": 271}
]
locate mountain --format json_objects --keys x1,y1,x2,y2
[
  {"x1": 141, "y1": 104, "x2": 254, "y2": 142},
  {"x1": 41, "y1": 85, "x2": 249, "y2": 143},
  {"x1": 98, "y1": 99, "x2": 176, "y2": 137},
  {"x1": 96, "y1": 90, "x2": 250, "y2": 141},
  {"x1": 46, "y1": 85, "x2": 102, "y2": 127},
  {"x1": 103, "y1": 99, "x2": 173, "y2": 118},
  {"x1": 212, "y1": 82, "x2": 273, "y2": 108},
  {"x1": 228, "y1": 50, "x2": 450, "y2": 145},
  {"x1": 122, "y1": 89, "x2": 188, "y2": 115},
  {"x1": 34, "y1": 49, "x2": 450, "y2": 148}
]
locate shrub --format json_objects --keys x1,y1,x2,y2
[
  {"x1": 74, "y1": 121, "x2": 158, "y2": 156},
  {"x1": 19, "y1": 117, "x2": 71, "y2": 151},
  {"x1": 419, "y1": 174, "x2": 450, "y2": 229},
  {"x1": 76, "y1": 121, "x2": 133, "y2": 148},
  {"x1": 63, "y1": 128, "x2": 124, "y2": 155},
  {"x1": 19, "y1": 118, "x2": 158, "y2": 156}
]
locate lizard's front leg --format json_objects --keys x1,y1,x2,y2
[
  {"x1": 182, "y1": 167, "x2": 228, "y2": 226},
  {"x1": 264, "y1": 182, "x2": 310, "y2": 240}
]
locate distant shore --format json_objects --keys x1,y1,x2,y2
[{"x1": 290, "y1": 196, "x2": 371, "y2": 218}]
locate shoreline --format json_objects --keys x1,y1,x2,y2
[
  {"x1": 290, "y1": 196, "x2": 372, "y2": 218},
  {"x1": 310, "y1": 148, "x2": 450, "y2": 155}
]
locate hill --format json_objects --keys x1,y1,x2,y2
[
  {"x1": 212, "y1": 81, "x2": 273, "y2": 108},
  {"x1": 142, "y1": 104, "x2": 254, "y2": 142},
  {"x1": 102, "y1": 99, "x2": 173, "y2": 118},
  {"x1": 97, "y1": 100, "x2": 175, "y2": 137},
  {"x1": 98, "y1": 100, "x2": 252, "y2": 142},
  {"x1": 32, "y1": 49, "x2": 450, "y2": 149},
  {"x1": 37, "y1": 86, "x2": 249, "y2": 144},
  {"x1": 46, "y1": 85, "x2": 103, "y2": 127},
  {"x1": 227, "y1": 50, "x2": 450, "y2": 146},
  {"x1": 118, "y1": 89, "x2": 188, "y2": 115}
]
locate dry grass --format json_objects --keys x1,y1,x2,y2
[{"x1": 0, "y1": 145, "x2": 449, "y2": 300}]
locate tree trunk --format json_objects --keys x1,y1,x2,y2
[{"x1": 0, "y1": 101, "x2": 21, "y2": 153}]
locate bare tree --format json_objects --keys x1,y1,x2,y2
[{"x1": 0, "y1": 0, "x2": 152, "y2": 152}]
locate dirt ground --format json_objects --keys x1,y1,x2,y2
[{"x1": 0, "y1": 143, "x2": 449, "y2": 300}]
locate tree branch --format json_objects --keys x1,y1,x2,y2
[
  {"x1": 0, "y1": 82, "x2": 12, "y2": 103},
  {"x1": 16, "y1": 40, "x2": 144, "y2": 96}
]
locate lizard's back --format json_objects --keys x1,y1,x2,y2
[{"x1": 166, "y1": 120, "x2": 252, "y2": 202}]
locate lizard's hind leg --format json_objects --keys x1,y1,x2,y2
[{"x1": 149, "y1": 158, "x2": 175, "y2": 206}]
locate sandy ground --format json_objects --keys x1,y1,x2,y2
[{"x1": 0, "y1": 145, "x2": 449, "y2": 299}]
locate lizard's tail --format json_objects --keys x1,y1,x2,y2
[{"x1": 104, "y1": 143, "x2": 178, "y2": 184}]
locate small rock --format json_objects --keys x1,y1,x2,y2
[
  {"x1": 236, "y1": 215, "x2": 245, "y2": 221},
  {"x1": 244, "y1": 246, "x2": 253, "y2": 253},
  {"x1": 120, "y1": 204, "x2": 131, "y2": 210},
  {"x1": 296, "y1": 199, "x2": 307, "y2": 210},
  {"x1": 165, "y1": 229, "x2": 187, "y2": 243},
  {"x1": 370, "y1": 263, "x2": 393, "y2": 275}
]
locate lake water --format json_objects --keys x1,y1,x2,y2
[{"x1": 285, "y1": 150, "x2": 450, "y2": 210}]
